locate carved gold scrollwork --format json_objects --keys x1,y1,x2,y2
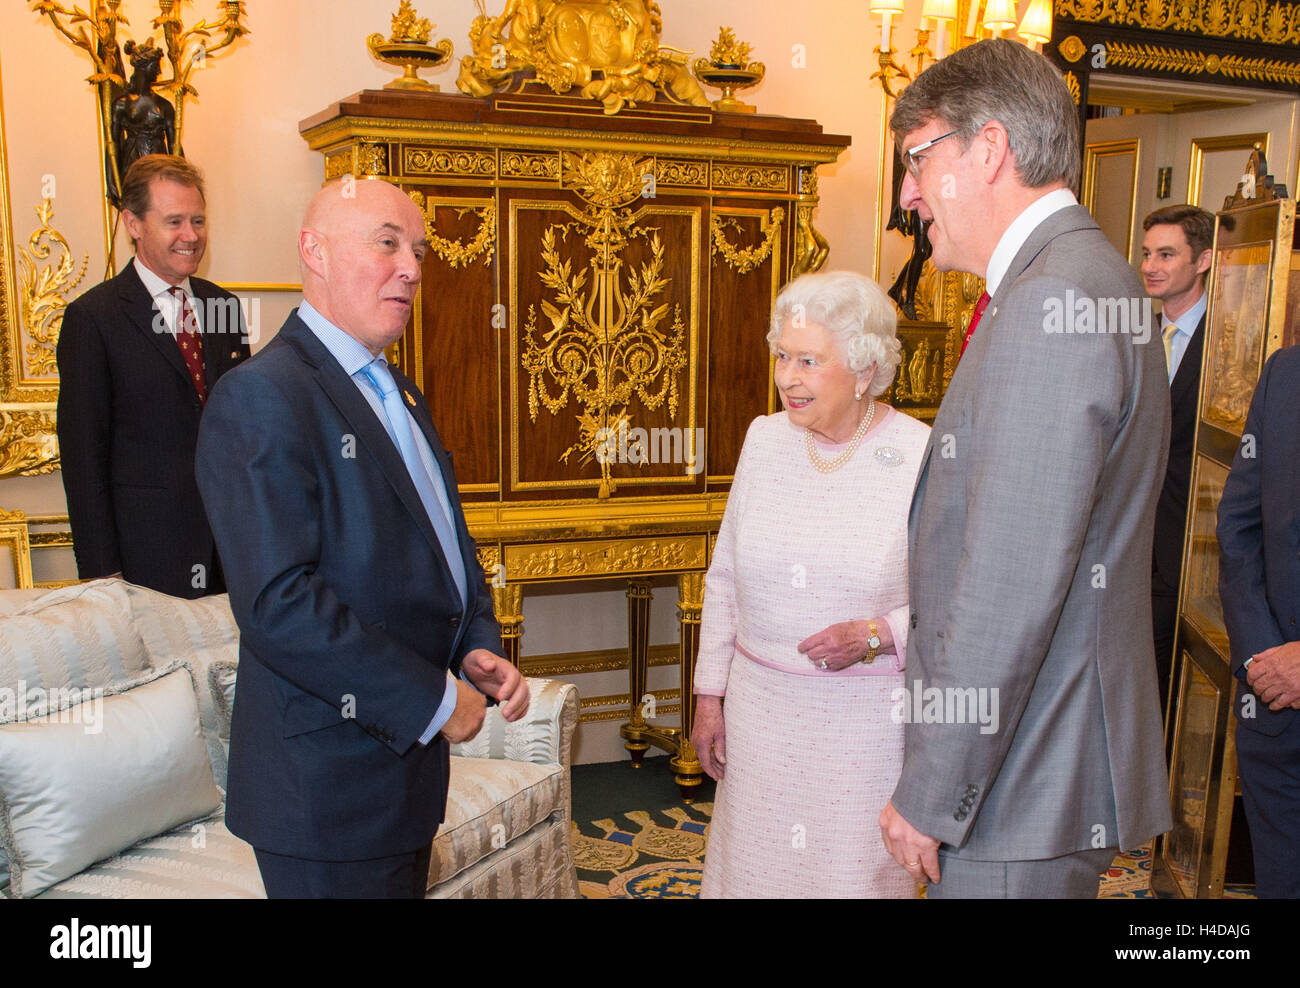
[
  {"x1": 710, "y1": 207, "x2": 783, "y2": 275},
  {"x1": 656, "y1": 159, "x2": 709, "y2": 188},
  {"x1": 507, "y1": 537, "x2": 706, "y2": 578},
  {"x1": 457, "y1": 0, "x2": 709, "y2": 114},
  {"x1": 1103, "y1": 41, "x2": 1300, "y2": 84},
  {"x1": 522, "y1": 151, "x2": 688, "y2": 498},
  {"x1": 410, "y1": 193, "x2": 497, "y2": 269},
  {"x1": 1063, "y1": 71, "x2": 1081, "y2": 106},
  {"x1": 476, "y1": 545, "x2": 502, "y2": 573},
  {"x1": 0, "y1": 410, "x2": 60, "y2": 476},
  {"x1": 501, "y1": 150, "x2": 559, "y2": 180},
  {"x1": 404, "y1": 147, "x2": 496, "y2": 177},
  {"x1": 17, "y1": 199, "x2": 88, "y2": 379},
  {"x1": 358, "y1": 143, "x2": 389, "y2": 176},
  {"x1": 711, "y1": 163, "x2": 788, "y2": 191},
  {"x1": 1057, "y1": 0, "x2": 1300, "y2": 46}
]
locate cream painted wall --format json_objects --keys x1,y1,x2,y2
[
  {"x1": 1, "y1": 2, "x2": 912, "y2": 763},
  {"x1": 1084, "y1": 94, "x2": 1300, "y2": 267}
]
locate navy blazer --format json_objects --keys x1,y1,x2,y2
[
  {"x1": 195, "y1": 311, "x2": 501, "y2": 860},
  {"x1": 1218, "y1": 344, "x2": 1300, "y2": 737},
  {"x1": 57, "y1": 263, "x2": 249, "y2": 597}
]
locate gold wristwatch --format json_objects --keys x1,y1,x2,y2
[{"x1": 862, "y1": 620, "x2": 881, "y2": 664}]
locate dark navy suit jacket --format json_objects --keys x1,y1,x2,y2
[
  {"x1": 57, "y1": 263, "x2": 249, "y2": 597},
  {"x1": 1153, "y1": 312, "x2": 1206, "y2": 599},
  {"x1": 1218, "y1": 344, "x2": 1300, "y2": 737},
  {"x1": 195, "y1": 311, "x2": 501, "y2": 859}
]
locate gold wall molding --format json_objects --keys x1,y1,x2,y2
[
  {"x1": 580, "y1": 686, "x2": 679, "y2": 724},
  {"x1": 1057, "y1": 0, "x2": 1300, "y2": 46},
  {"x1": 505, "y1": 535, "x2": 707, "y2": 579},
  {"x1": 1188, "y1": 133, "x2": 1270, "y2": 206},
  {"x1": 710, "y1": 207, "x2": 784, "y2": 275},
  {"x1": 16, "y1": 198, "x2": 87, "y2": 382},
  {"x1": 1, "y1": 86, "x2": 63, "y2": 476},
  {"x1": 0, "y1": 508, "x2": 34, "y2": 589},
  {"x1": 1102, "y1": 41, "x2": 1300, "y2": 85},
  {"x1": 1081, "y1": 138, "x2": 1141, "y2": 257}
]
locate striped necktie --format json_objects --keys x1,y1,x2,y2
[{"x1": 1162, "y1": 320, "x2": 1179, "y2": 383}]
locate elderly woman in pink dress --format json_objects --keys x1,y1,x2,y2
[{"x1": 691, "y1": 270, "x2": 931, "y2": 898}]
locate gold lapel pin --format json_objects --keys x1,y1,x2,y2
[{"x1": 404, "y1": 391, "x2": 416, "y2": 407}]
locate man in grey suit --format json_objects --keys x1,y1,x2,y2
[{"x1": 878, "y1": 39, "x2": 1173, "y2": 897}]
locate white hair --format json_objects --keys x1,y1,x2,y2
[{"x1": 767, "y1": 271, "x2": 902, "y2": 398}]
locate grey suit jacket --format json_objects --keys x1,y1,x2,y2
[{"x1": 894, "y1": 204, "x2": 1173, "y2": 860}]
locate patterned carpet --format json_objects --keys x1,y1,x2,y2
[{"x1": 571, "y1": 758, "x2": 1256, "y2": 899}]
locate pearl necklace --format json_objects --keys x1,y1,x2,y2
[{"x1": 805, "y1": 399, "x2": 875, "y2": 474}]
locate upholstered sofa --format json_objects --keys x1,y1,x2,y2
[{"x1": 0, "y1": 579, "x2": 579, "y2": 899}]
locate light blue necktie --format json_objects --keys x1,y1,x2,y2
[{"x1": 360, "y1": 359, "x2": 467, "y2": 607}]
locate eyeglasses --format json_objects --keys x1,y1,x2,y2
[{"x1": 902, "y1": 130, "x2": 959, "y2": 177}]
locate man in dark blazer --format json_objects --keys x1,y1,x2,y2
[
  {"x1": 1217, "y1": 343, "x2": 1300, "y2": 898},
  {"x1": 878, "y1": 40, "x2": 1172, "y2": 897},
  {"x1": 56, "y1": 154, "x2": 248, "y2": 598},
  {"x1": 1141, "y1": 204, "x2": 1214, "y2": 714},
  {"x1": 195, "y1": 177, "x2": 528, "y2": 898}
]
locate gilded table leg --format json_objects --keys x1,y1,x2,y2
[
  {"x1": 490, "y1": 582, "x2": 524, "y2": 667},
  {"x1": 671, "y1": 572, "x2": 705, "y2": 802},
  {"x1": 619, "y1": 578, "x2": 655, "y2": 767}
]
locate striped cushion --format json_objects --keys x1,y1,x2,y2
[
  {"x1": 36, "y1": 813, "x2": 262, "y2": 899},
  {"x1": 123, "y1": 585, "x2": 238, "y2": 665},
  {"x1": 1, "y1": 581, "x2": 152, "y2": 696},
  {"x1": 429, "y1": 756, "x2": 564, "y2": 888}
]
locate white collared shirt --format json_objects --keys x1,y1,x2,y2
[
  {"x1": 133, "y1": 256, "x2": 199, "y2": 338},
  {"x1": 984, "y1": 187, "x2": 1079, "y2": 297},
  {"x1": 1160, "y1": 290, "x2": 1207, "y2": 384}
]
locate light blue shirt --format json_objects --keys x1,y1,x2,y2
[
  {"x1": 298, "y1": 300, "x2": 465, "y2": 745},
  {"x1": 1160, "y1": 290, "x2": 1207, "y2": 384}
]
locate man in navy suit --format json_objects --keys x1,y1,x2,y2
[
  {"x1": 1217, "y1": 343, "x2": 1300, "y2": 899},
  {"x1": 195, "y1": 178, "x2": 528, "y2": 898},
  {"x1": 57, "y1": 154, "x2": 248, "y2": 597},
  {"x1": 1141, "y1": 204, "x2": 1213, "y2": 714}
]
